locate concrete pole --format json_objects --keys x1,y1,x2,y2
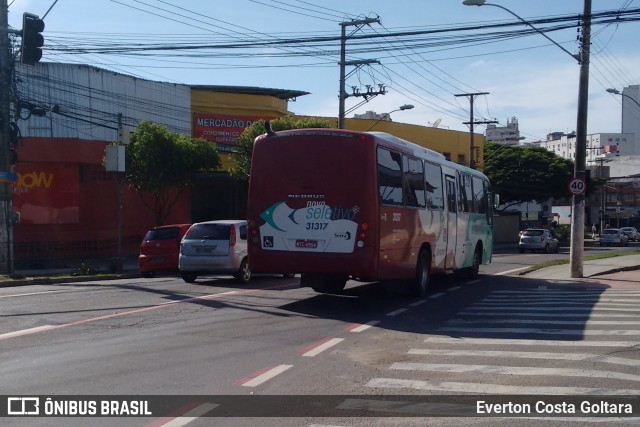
[
  {"x1": 569, "y1": 0, "x2": 592, "y2": 278},
  {"x1": 0, "y1": 0, "x2": 13, "y2": 274}
]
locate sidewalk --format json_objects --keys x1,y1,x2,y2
[
  {"x1": 0, "y1": 256, "x2": 140, "y2": 287},
  {"x1": 520, "y1": 254, "x2": 640, "y2": 281}
]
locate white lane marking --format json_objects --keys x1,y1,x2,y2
[
  {"x1": 456, "y1": 311, "x2": 637, "y2": 318},
  {"x1": 472, "y1": 301, "x2": 639, "y2": 307},
  {"x1": 409, "y1": 300, "x2": 427, "y2": 307},
  {"x1": 521, "y1": 417, "x2": 640, "y2": 424},
  {"x1": 240, "y1": 365, "x2": 293, "y2": 387},
  {"x1": 385, "y1": 308, "x2": 407, "y2": 317},
  {"x1": 437, "y1": 326, "x2": 640, "y2": 336},
  {"x1": 467, "y1": 280, "x2": 480, "y2": 285},
  {"x1": 0, "y1": 325, "x2": 56, "y2": 341},
  {"x1": 407, "y1": 349, "x2": 640, "y2": 367},
  {"x1": 349, "y1": 321, "x2": 380, "y2": 333},
  {"x1": 448, "y1": 286, "x2": 462, "y2": 291},
  {"x1": 301, "y1": 338, "x2": 344, "y2": 357},
  {"x1": 153, "y1": 403, "x2": 219, "y2": 427},
  {"x1": 366, "y1": 378, "x2": 640, "y2": 395},
  {"x1": 391, "y1": 362, "x2": 640, "y2": 383},
  {"x1": 537, "y1": 285, "x2": 547, "y2": 290},
  {"x1": 449, "y1": 318, "x2": 640, "y2": 326},
  {"x1": 423, "y1": 337, "x2": 639, "y2": 347},
  {"x1": 429, "y1": 292, "x2": 446, "y2": 299},
  {"x1": 459, "y1": 306, "x2": 640, "y2": 313},
  {"x1": 490, "y1": 290, "x2": 640, "y2": 295},
  {"x1": 481, "y1": 296, "x2": 639, "y2": 303},
  {"x1": 0, "y1": 290, "x2": 62, "y2": 299}
]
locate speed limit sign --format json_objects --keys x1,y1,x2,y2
[{"x1": 568, "y1": 177, "x2": 586, "y2": 195}]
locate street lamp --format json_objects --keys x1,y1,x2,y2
[
  {"x1": 464, "y1": 0, "x2": 592, "y2": 278},
  {"x1": 606, "y1": 88, "x2": 640, "y2": 109},
  {"x1": 365, "y1": 104, "x2": 414, "y2": 131},
  {"x1": 462, "y1": 0, "x2": 579, "y2": 62}
]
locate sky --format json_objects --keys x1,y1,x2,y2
[{"x1": 7, "y1": 0, "x2": 640, "y2": 142}]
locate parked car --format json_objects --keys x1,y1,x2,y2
[
  {"x1": 178, "y1": 220, "x2": 250, "y2": 283},
  {"x1": 620, "y1": 227, "x2": 640, "y2": 242},
  {"x1": 518, "y1": 228, "x2": 559, "y2": 253},
  {"x1": 138, "y1": 223, "x2": 191, "y2": 278},
  {"x1": 600, "y1": 228, "x2": 629, "y2": 247}
]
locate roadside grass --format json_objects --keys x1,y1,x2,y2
[{"x1": 518, "y1": 248, "x2": 640, "y2": 275}]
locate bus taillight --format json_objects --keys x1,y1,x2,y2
[
  {"x1": 248, "y1": 221, "x2": 259, "y2": 244},
  {"x1": 358, "y1": 222, "x2": 369, "y2": 241}
]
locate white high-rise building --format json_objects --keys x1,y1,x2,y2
[{"x1": 621, "y1": 85, "x2": 640, "y2": 140}]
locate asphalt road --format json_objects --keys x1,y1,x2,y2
[{"x1": 2, "y1": 253, "x2": 640, "y2": 426}]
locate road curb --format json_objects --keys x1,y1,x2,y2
[{"x1": 0, "y1": 272, "x2": 140, "y2": 288}]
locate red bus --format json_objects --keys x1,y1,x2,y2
[{"x1": 247, "y1": 129, "x2": 495, "y2": 295}]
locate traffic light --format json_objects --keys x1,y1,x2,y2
[{"x1": 21, "y1": 13, "x2": 45, "y2": 66}]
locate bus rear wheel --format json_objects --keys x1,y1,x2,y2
[
  {"x1": 465, "y1": 246, "x2": 482, "y2": 279},
  {"x1": 412, "y1": 248, "x2": 431, "y2": 297}
]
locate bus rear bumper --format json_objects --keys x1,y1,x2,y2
[{"x1": 249, "y1": 248, "x2": 377, "y2": 279}]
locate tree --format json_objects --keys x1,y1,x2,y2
[
  {"x1": 231, "y1": 115, "x2": 332, "y2": 180},
  {"x1": 126, "y1": 121, "x2": 221, "y2": 225},
  {"x1": 483, "y1": 142, "x2": 574, "y2": 211}
]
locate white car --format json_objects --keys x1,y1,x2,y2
[
  {"x1": 620, "y1": 227, "x2": 639, "y2": 242},
  {"x1": 518, "y1": 229, "x2": 560, "y2": 253},
  {"x1": 600, "y1": 228, "x2": 629, "y2": 247},
  {"x1": 178, "y1": 220, "x2": 250, "y2": 283}
]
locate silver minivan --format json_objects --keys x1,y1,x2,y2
[{"x1": 178, "y1": 220, "x2": 250, "y2": 283}]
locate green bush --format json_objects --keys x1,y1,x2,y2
[
  {"x1": 552, "y1": 224, "x2": 571, "y2": 241},
  {"x1": 73, "y1": 261, "x2": 98, "y2": 276}
]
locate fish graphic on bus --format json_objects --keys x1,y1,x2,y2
[{"x1": 259, "y1": 201, "x2": 359, "y2": 253}]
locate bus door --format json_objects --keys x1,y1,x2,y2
[{"x1": 444, "y1": 175, "x2": 457, "y2": 269}]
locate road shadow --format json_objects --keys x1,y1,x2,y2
[{"x1": 277, "y1": 273, "x2": 614, "y2": 342}]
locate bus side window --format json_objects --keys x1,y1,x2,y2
[
  {"x1": 446, "y1": 176, "x2": 457, "y2": 213},
  {"x1": 377, "y1": 147, "x2": 403, "y2": 206},
  {"x1": 403, "y1": 155, "x2": 426, "y2": 208},
  {"x1": 424, "y1": 162, "x2": 444, "y2": 210},
  {"x1": 458, "y1": 173, "x2": 470, "y2": 213},
  {"x1": 472, "y1": 176, "x2": 486, "y2": 214}
]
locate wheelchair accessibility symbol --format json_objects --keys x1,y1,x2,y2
[{"x1": 263, "y1": 236, "x2": 274, "y2": 248}]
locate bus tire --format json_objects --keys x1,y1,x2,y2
[
  {"x1": 412, "y1": 248, "x2": 431, "y2": 297},
  {"x1": 466, "y1": 245, "x2": 481, "y2": 279}
]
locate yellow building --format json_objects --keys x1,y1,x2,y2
[{"x1": 190, "y1": 86, "x2": 484, "y2": 220}]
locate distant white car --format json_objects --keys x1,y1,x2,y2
[
  {"x1": 620, "y1": 227, "x2": 639, "y2": 242},
  {"x1": 600, "y1": 228, "x2": 629, "y2": 247},
  {"x1": 178, "y1": 220, "x2": 250, "y2": 283},
  {"x1": 518, "y1": 229, "x2": 560, "y2": 254}
]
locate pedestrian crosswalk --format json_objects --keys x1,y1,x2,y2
[{"x1": 365, "y1": 287, "x2": 640, "y2": 396}]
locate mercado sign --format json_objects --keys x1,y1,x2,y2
[{"x1": 192, "y1": 113, "x2": 266, "y2": 152}]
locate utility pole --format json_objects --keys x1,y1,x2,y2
[
  {"x1": 569, "y1": 0, "x2": 592, "y2": 278},
  {"x1": 455, "y1": 92, "x2": 497, "y2": 169},
  {"x1": 0, "y1": 0, "x2": 13, "y2": 274},
  {"x1": 338, "y1": 17, "x2": 381, "y2": 129}
]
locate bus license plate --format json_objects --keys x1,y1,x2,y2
[{"x1": 295, "y1": 239, "x2": 318, "y2": 249}]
